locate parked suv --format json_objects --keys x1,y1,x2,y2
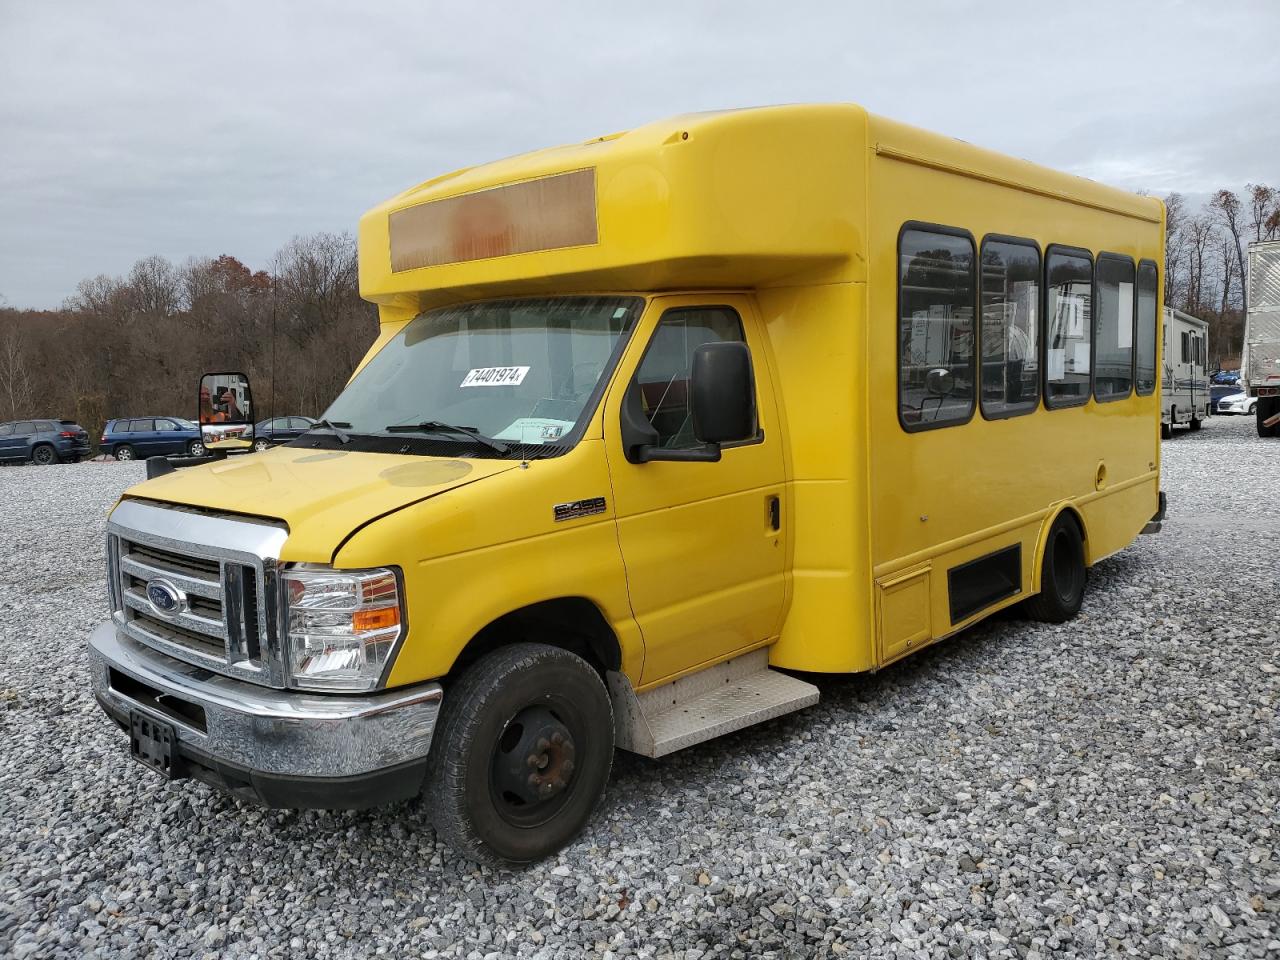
[
  {"x1": 0, "y1": 419, "x2": 91, "y2": 464},
  {"x1": 101, "y1": 417, "x2": 204, "y2": 461},
  {"x1": 252, "y1": 415, "x2": 316, "y2": 451}
]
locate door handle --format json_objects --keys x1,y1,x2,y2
[{"x1": 768, "y1": 495, "x2": 781, "y2": 532}]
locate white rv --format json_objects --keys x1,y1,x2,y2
[{"x1": 1161, "y1": 307, "x2": 1209, "y2": 438}]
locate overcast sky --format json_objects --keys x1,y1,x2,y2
[{"x1": 2, "y1": 0, "x2": 1277, "y2": 309}]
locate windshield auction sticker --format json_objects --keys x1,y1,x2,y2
[{"x1": 460, "y1": 366, "x2": 530, "y2": 388}]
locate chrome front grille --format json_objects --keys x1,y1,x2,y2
[{"x1": 106, "y1": 499, "x2": 289, "y2": 687}]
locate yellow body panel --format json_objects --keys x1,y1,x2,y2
[{"x1": 117, "y1": 103, "x2": 1163, "y2": 692}]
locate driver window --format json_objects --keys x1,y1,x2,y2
[{"x1": 634, "y1": 307, "x2": 746, "y2": 449}]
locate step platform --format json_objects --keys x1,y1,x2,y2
[{"x1": 608, "y1": 649, "x2": 819, "y2": 758}]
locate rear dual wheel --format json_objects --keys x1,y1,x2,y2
[
  {"x1": 425, "y1": 643, "x2": 614, "y2": 865},
  {"x1": 1258, "y1": 397, "x2": 1279, "y2": 438}
]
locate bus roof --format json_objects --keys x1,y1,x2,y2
[{"x1": 358, "y1": 103, "x2": 1162, "y2": 313}]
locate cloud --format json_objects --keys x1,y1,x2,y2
[{"x1": 1, "y1": 0, "x2": 1277, "y2": 307}]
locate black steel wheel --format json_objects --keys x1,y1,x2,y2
[
  {"x1": 1023, "y1": 515, "x2": 1086, "y2": 623},
  {"x1": 31, "y1": 444, "x2": 57, "y2": 465},
  {"x1": 424, "y1": 643, "x2": 614, "y2": 865}
]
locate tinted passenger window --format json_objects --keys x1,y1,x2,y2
[
  {"x1": 13, "y1": 421, "x2": 35, "y2": 434},
  {"x1": 979, "y1": 239, "x2": 1040, "y2": 417},
  {"x1": 899, "y1": 227, "x2": 975, "y2": 428},
  {"x1": 154, "y1": 419, "x2": 177, "y2": 430},
  {"x1": 1135, "y1": 262, "x2": 1158, "y2": 395},
  {"x1": 1045, "y1": 249, "x2": 1093, "y2": 406},
  {"x1": 129, "y1": 419, "x2": 155, "y2": 432},
  {"x1": 634, "y1": 307, "x2": 746, "y2": 449},
  {"x1": 1095, "y1": 255, "x2": 1135, "y2": 400},
  {"x1": 289, "y1": 417, "x2": 312, "y2": 429},
  {"x1": 0, "y1": 424, "x2": 12, "y2": 437}
]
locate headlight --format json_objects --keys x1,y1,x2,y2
[{"x1": 281, "y1": 565, "x2": 405, "y2": 692}]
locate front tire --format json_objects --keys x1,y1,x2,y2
[
  {"x1": 424, "y1": 643, "x2": 614, "y2": 865},
  {"x1": 113, "y1": 445, "x2": 136, "y2": 462},
  {"x1": 31, "y1": 444, "x2": 57, "y2": 465},
  {"x1": 1024, "y1": 515, "x2": 1087, "y2": 623}
]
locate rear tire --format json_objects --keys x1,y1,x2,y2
[
  {"x1": 1024, "y1": 515, "x2": 1086, "y2": 623},
  {"x1": 113, "y1": 445, "x2": 136, "y2": 462},
  {"x1": 1160, "y1": 420, "x2": 1172, "y2": 440},
  {"x1": 253, "y1": 439, "x2": 271, "y2": 453},
  {"x1": 187, "y1": 441, "x2": 205, "y2": 457},
  {"x1": 424, "y1": 643, "x2": 614, "y2": 865},
  {"x1": 31, "y1": 444, "x2": 57, "y2": 465},
  {"x1": 1188, "y1": 416, "x2": 1202, "y2": 432}
]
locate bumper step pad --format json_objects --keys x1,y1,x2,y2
[{"x1": 608, "y1": 649, "x2": 819, "y2": 758}]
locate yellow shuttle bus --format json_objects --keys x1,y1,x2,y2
[{"x1": 88, "y1": 104, "x2": 1166, "y2": 863}]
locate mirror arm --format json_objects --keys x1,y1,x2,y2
[{"x1": 634, "y1": 443, "x2": 722, "y2": 464}]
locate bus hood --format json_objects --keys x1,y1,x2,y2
[{"x1": 121, "y1": 446, "x2": 519, "y2": 561}]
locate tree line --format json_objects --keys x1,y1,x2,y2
[
  {"x1": 0, "y1": 234, "x2": 378, "y2": 446},
  {"x1": 1, "y1": 183, "x2": 1277, "y2": 445},
  {"x1": 1163, "y1": 183, "x2": 1279, "y2": 368}
]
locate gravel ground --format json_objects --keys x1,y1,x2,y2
[{"x1": 1, "y1": 416, "x2": 1277, "y2": 959}]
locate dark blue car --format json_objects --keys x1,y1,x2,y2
[
  {"x1": 101, "y1": 417, "x2": 203, "y2": 461},
  {"x1": 0, "y1": 419, "x2": 91, "y2": 464},
  {"x1": 252, "y1": 416, "x2": 316, "y2": 452}
]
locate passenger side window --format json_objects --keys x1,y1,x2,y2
[
  {"x1": 129, "y1": 419, "x2": 155, "y2": 432},
  {"x1": 0, "y1": 423, "x2": 12, "y2": 436},
  {"x1": 979, "y1": 238, "x2": 1040, "y2": 418},
  {"x1": 634, "y1": 307, "x2": 748, "y2": 450},
  {"x1": 899, "y1": 226, "x2": 975, "y2": 428},
  {"x1": 1094, "y1": 254, "x2": 1135, "y2": 400},
  {"x1": 289, "y1": 417, "x2": 312, "y2": 429},
  {"x1": 1045, "y1": 247, "x2": 1093, "y2": 406},
  {"x1": 1135, "y1": 261, "x2": 1158, "y2": 395},
  {"x1": 154, "y1": 419, "x2": 177, "y2": 431},
  {"x1": 13, "y1": 421, "x2": 35, "y2": 434}
]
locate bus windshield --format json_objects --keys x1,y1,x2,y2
[{"x1": 322, "y1": 296, "x2": 641, "y2": 450}]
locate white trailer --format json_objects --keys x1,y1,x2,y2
[
  {"x1": 1243, "y1": 239, "x2": 1280, "y2": 437},
  {"x1": 1161, "y1": 306, "x2": 1209, "y2": 438}
]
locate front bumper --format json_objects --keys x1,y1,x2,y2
[{"x1": 88, "y1": 621, "x2": 442, "y2": 809}]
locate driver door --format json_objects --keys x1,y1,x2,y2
[{"x1": 604, "y1": 295, "x2": 788, "y2": 685}]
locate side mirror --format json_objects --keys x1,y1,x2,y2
[
  {"x1": 198, "y1": 372, "x2": 255, "y2": 453},
  {"x1": 691, "y1": 342, "x2": 756, "y2": 444},
  {"x1": 620, "y1": 341, "x2": 756, "y2": 464}
]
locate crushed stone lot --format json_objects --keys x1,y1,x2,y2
[{"x1": 1, "y1": 417, "x2": 1277, "y2": 959}]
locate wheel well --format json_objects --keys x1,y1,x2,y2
[
  {"x1": 449, "y1": 597, "x2": 622, "y2": 680},
  {"x1": 1058, "y1": 507, "x2": 1086, "y2": 543}
]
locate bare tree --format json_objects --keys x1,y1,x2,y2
[
  {"x1": 1210, "y1": 189, "x2": 1248, "y2": 312},
  {"x1": 1186, "y1": 215, "x2": 1215, "y2": 314},
  {"x1": 0, "y1": 313, "x2": 37, "y2": 419},
  {"x1": 1163, "y1": 192, "x2": 1188, "y2": 307},
  {"x1": 1247, "y1": 183, "x2": 1277, "y2": 242}
]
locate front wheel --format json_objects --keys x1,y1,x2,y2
[
  {"x1": 1023, "y1": 515, "x2": 1087, "y2": 623},
  {"x1": 424, "y1": 643, "x2": 614, "y2": 865},
  {"x1": 253, "y1": 438, "x2": 271, "y2": 452}
]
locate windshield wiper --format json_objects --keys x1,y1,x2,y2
[
  {"x1": 385, "y1": 420, "x2": 510, "y2": 455},
  {"x1": 307, "y1": 418, "x2": 352, "y2": 444}
]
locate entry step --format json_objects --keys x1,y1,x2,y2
[{"x1": 609, "y1": 649, "x2": 819, "y2": 758}]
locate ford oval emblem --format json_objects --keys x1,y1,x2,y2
[{"x1": 145, "y1": 579, "x2": 187, "y2": 618}]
